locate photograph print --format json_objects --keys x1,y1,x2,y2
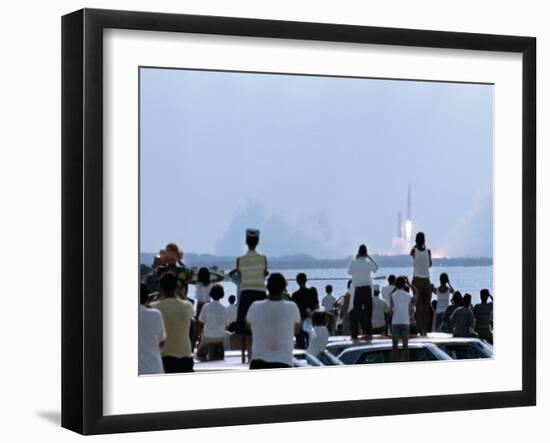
[{"x1": 138, "y1": 67, "x2": 494, "y2": 375}]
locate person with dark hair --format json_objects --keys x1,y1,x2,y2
[
  {"x1": 235, "y1": 229, "x2": 268, "y2": 363},
  {"x1": 433, "y1": 272, "x2": 455, "y2": 332},
  {"x1": 473, "y1": 289, "x2": 493, "y2": 344},
  {"x1": 347, "y1": 244, "x2": 379, "y2": 339},
  {"x1": 247, "y1": 273, "x2": 301, "y2": 369},
  {"x1": 335, "y1": 280, "x2": 353, "y2": 335},
  {"x1": 139, "y1": 283, "x2": 166, "y2": 374},
  {"x1": 410, "y1": 232, "x2": 433, "y2": 336},
  {"x1": 450, "y1": 293, "x2": 476, "y2": 338},
  {"x1": 307, "y1": 311, "x2": 330, "y2": 357},
  {"x1": 463, "y1": 293, "x2": 473, "y2": 310},
  {"x1": 291, "y1": 272, "x2": 319, "y2": 348},
  {"x1": 321, "y1": 285, "x2": 337, "y2": 334},
  {"x1": 196, "y1": 284, "x2": 228, "y2": 361},
  {"x1": 194, "y1": 267, "x2": 212, "y2": 318},
  {"x1": 381, "y1": 275, "x2": 396, "y2": 335},
  {"x1": 226, "y1": 294, "x2": 238, "y2": 325},
  {"x1": 150, "y1": 272, "x2": 195, "y2": 373},
  {"x1": 371, "y1": 285, "x2": 389, "y2": 335},
  {"x1": 389, "y1": 276, "x2": 416, "y2": 362},
  {"x1": 442, "y1": 291, "x2": 463, "y2": 333}
]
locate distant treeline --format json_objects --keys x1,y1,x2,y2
[{"x1": 140, "y1": 252, "x2": 492, "y2": 273}]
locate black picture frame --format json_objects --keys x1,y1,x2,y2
[{"x1": 61, "y1": 8, "x2": 536, "y2": 435}]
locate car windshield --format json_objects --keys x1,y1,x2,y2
[{"x1": 340, "y1": 345, "x2": 449, "y2": 365}]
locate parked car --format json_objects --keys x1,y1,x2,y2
[
  {"x1": 317, "y1": 350, "x2": 345, "y2": 366},
  {"x1": 337, "y1": 342, "x2": 452, "y2": 365},
  {"x1": 194, "y1": 350, "x2": 326, "y2": 372},
  {"x1": 326, "y1": 333, "x2": 493, "y2": 361},
  {"x1": 422, "y1": 337, "x2": 493, "y2": 359}
]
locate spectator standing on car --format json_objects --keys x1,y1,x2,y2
[
  {"x1": 473, "y1": 289, "x2": 493, "y2": 344},
  {"x1": 371, "y1": 285, "x2": 389, "y2": 335},
  {"x1": 347, "y1": 244, "x2": 379, "y2": 339},
  {"x1": 247, "y1": 273, "x2": 301, "y2": 369},
  {"x1": 291, "y1": 273, "x2": 319, "y2": 348},
  {"x1": 381, "y1": 275, "x2": 396, "y2": 335},
  {"x1": 410, "y1": 232, "x2": 432, "y2": 336},
  {"x1": 389, "y1": 276, "x2": 416, "y2": 362}
]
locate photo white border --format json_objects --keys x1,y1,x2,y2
[{"x1": 103, "y1": 29, "x2": 523, "y2": 416}]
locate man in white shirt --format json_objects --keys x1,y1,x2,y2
[
  {"x1": 247, "y1": 273, "x2": 301, "y2": 369},
  {"x1": 196, "y1": 284, "x2": 228, "y2": 361},
  {"x1": 389, "y1": 276, "x2": 416, "y2": 362},
  {"x1": 347, "y1": 244, "x2": 379, "y2": 339},
  {"x1": 138, "y1": 284, "x2": 166, "y2": 375},
  {"x1": 371, "y1": 285, "x2": 389, "y2": 335}
]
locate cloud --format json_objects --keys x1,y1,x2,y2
[
  {"x1": 214, "y1": 200, "x2": 336, "y2": 258},
  {"x1": 441, "y1": 192, "x2": 493, "y2": 257}
]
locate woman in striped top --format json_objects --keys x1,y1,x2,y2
[{"x1": 235, "y1": 229, "x2": 268, "y2": 363}]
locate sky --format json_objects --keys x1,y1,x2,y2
[{"x1": 140, "y1": 68, "x2": 493, "y2": 259}]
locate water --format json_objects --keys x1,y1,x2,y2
[{"x1": 186, "y1": 266, "x2": 493, "y2": 307}]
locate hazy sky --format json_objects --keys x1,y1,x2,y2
[{"x1": 140, "y1": 68, "x2": 493, "y2": 258}]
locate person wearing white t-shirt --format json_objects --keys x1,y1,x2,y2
[
  {"x1": 247, "y1": 273, "x2": 301, "y2": 369},
  {"x1": 347, "y1": 244, "x2": 379, "y2": 339},
  {"x1": 371, "y1": 285, "x2": 389, "y2": 334},
  {"x1": 139, "y1": 284, "x2": 166, "y2": 375},
  {"x1": 432, "y1": 272, "x2": 455, "y2": 332},
  {"x1": 321, "y1": 284, "x2": 337, "y2": 334},
  {"x1": 196, "y1": 284, "x2": 228, "y2": 361},
  {"x1": 193, "y1": 267, "x2": 224, "y2": 318},
  {"x1": 381, "y1": 275, "x2": 396, "y2": 334},
  {"x1": 389, "y1": 276, "x2": 416, "y2": 362},
  {"x1": 307, "y1": 311, "x2": 330, "y2": 357},
  {"x1": 410, "y1": 232, "x2": 433, "y2": 336}
]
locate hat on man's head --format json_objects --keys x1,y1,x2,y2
[{"x1": 246, "y1": 228, "x2": 260, "y2": 238}]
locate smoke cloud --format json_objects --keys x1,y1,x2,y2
[
  {"x1": 215, "y1": 200, "x2": 339, "y2": 258},
  {"x1": 441, "y1": 192, "x2": 493, "y2": 257}
]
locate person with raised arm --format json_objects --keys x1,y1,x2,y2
[
  {"x1": 388, "y1": 276, "x2": 416, "y2": 362},
  {"x1": 410, "y1": 232, "x2": 432, "y2": 336},
  {"x1": 347, "y1": 244, "x2": 379, "y2": 340},
  {"x1": 433, "y1": 272, "x2": 455, "y2": 332},
  {"x1": 381, "y1": 275, "x2": 396, "y2": 335},
  {"x1": 235, "y1": 229, "x2": 268, "y2": 363},
  {"x1": 473, "y1": 289, "x2": 493, "y2": 344}
]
